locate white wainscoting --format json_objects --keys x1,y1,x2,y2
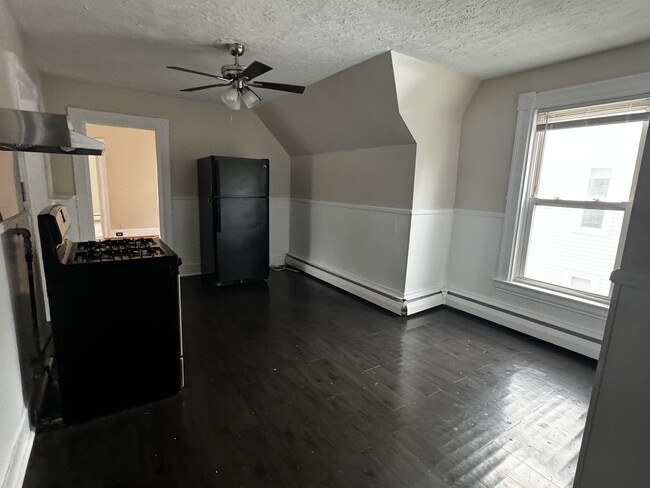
[
  {"x1": 171, "y1": 197, "x2": 201, "y2": 276},
  {"x1": 446, "y1": 209, "x2": 605, "y2": 358},
  {"x1": 289, "y1": 199, "x2": 411, "y2": 306},
  {"x1": 285, "y1": 254, "x2": 406, "y2": 315},
  {"x1": 172, "y1": 196, "x2": 290, "y2": 276},
  {"x1": 404, "y1": 210, "x2": 454, "y2": 301},
  {"x1": 288, "y1": 201, "x2": 454, "y2": 316},
  {"x1": 269, "y1": 198, "x2": 291, "y2": 266},
  {"x1": 1, "y1": 411, "x2": 34, "y2": 488}
]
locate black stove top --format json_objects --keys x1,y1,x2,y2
[{"x1": 72, "y1": 237, "x2": 166, "y2": 263}]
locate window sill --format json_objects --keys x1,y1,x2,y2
[{"x1": 493, "y1": 278, "x2": 609, "y2": 320}]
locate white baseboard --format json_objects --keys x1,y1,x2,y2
[
  {"x1": 286, "y1": 254, "x2": 406, "y2": 315},
  {"x1": 285, "y1": 254, "x2": 445, "y2": 316},
  {"x1": 2, "y1": 411, "x2": 34, "y2": 488},
  {"x1": 445, "y1": 291, "x2": 601, "y2": 359},
  {"x1": 405, "y1": 292, "x2": 445, "y2": 315}
]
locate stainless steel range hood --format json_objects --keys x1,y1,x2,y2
[{"x1": 0, "y1": 108, "x2": 104, "y2": 156}]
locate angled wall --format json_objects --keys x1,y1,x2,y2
[
  {"x1": 391, "y1": 52, "x2": 479, "y2": 305},
  {"x1": 257, "y1": 52, "x2": 417, "y2": 311},
  {"x1": 258, "y1": 52, "x2": 479, "y2": 313}
]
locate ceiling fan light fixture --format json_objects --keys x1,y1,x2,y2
[
  {"x1": 241, "y1": 87, "x2": 261, "y2": 109},
  {"x1": 221, "y1": 86, "x2": 241, "y2": 110}
]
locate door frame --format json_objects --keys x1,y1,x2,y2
[
  {"x1": 88, "y1": 146, "x2": 112, "y2": 238},
  {"x1": 67, "y1": 108, "x2": 173, "y2": 247}
]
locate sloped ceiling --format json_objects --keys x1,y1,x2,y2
[{"x1": 255, "y1": 52, "x2": 414, "y2": 156}]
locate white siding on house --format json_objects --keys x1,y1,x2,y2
[{"x1": 525, "y1": 206, "x2": 624, "y2": 295}]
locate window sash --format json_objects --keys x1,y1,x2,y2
[
  {"x1": 515, "y1": 276, "x2": 611, "y2": 304},
  {"x1": 515, "y1": 199, "x2": 631, "y2": 300},
  {"x1": 529, "y1": 198, "x2": 630, "y2": 211},
  {"x1": 535, "y1": 111, "x2": 650, "y2": 132}
]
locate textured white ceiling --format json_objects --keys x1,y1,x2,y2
[{"x1": 6, "y1": 0, "x2": 650, "y2": 105}]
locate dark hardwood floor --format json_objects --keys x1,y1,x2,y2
[{"x1": 22, "y1": 270, "x2": 596, "y2": 488}]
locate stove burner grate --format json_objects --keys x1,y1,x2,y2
[{"x1": 73, "y1": 238, "x2": 165, "y2": 263}]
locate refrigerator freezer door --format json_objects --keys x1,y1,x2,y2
[
  {"x1": 213, "y1": 156, "x2": 269, "y2": 197},
  {"x1": 214, "y1": 197, "x2": 269, "y2": 284}
]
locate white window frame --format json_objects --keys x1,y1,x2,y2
[{"x1": 495, "y1": 71, "x2": 650, "y2": 319}]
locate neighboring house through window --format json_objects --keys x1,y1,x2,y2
[
  {"x1": 496, "y1": 72, "x2": 650, "y2": 316},
  {"x1": 580, "y1": 168, "x2": 611, "y2": 229}
]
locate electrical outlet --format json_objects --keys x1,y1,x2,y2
[{"x1": 116, "y1": 232, "x2": 123, "y2": 237}]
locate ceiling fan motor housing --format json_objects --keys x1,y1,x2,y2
[{"x1": 221, "y1": 64, "x2": 246, "y2": 80}]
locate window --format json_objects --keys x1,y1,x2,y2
[{"x1": 497, "y1": 73, "x2": 650, "y2": 311}]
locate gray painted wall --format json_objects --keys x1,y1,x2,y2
[{"x1": 291, "y1": 145, "x2": 416, "y2": 209}]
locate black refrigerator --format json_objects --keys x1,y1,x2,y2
[{"x1": 197, "y1": 155, "x2": 269, "y2": 285}]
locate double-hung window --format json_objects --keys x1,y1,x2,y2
[{"x1": 497, "y1": 74, "x2": 650, "y2": 312}]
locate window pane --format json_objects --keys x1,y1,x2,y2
[
  {"x1": 580, "y1": 209, "x2": 604, "y2": 229},
  {"x1": 523, "y1": 205, "x2": 624, "y2": 296},
  {"x1": 535, "y1": 121, "x2": 644, "y2": 201}
]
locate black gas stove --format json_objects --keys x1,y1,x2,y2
[{"x1": 38, "y1": 205, "x2": 183, "y2": 423}]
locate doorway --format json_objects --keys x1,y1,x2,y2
[
  {"x1": 67, "y1": 108, "x2": 172, "y2": 247},
  {"x1": 85, "y1": 127, "x2": 160, "y2": 239}
]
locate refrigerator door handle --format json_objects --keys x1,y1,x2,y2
[{"x1": 214, "y1": 197, "x2": 221, "y2": 233}]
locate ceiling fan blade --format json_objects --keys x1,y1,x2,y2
[
  {"x1": 240, "y1": 61, "x2": 272, "y2": 81},
  {"x1": 250, "y1": 81, "x2": 305, "y2": 94},
  {"x1": 180, "y1": 83, "x2": 231, "y2": 92},
  {"x1": 167, "y1": 66, "x2": 227, "y2": 81}
]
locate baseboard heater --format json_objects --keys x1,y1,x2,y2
[
  {"x1": 285, "y1": 254, "x2": 601, "y2": 358},
  {"x1": 285, "y1": 254, "x2": 443, "y2": 316},
  {"x1": 445, "y1": 291, "x2": 602, "y2": 359}
]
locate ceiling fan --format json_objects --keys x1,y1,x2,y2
[{"x1": 167, "y1": 43, "x2": 306, "y2": 110}]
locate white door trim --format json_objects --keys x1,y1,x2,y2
[
  {"x1": 67, "y1": 108, "x2": 173, "y2": 247},
  {"x1": 89, "y1": 148, "x2": 112, "y2": 239}
]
